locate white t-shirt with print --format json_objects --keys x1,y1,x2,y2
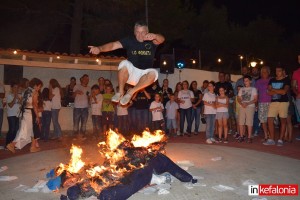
[
  {"x1": 73, "y1": 84, "x2": 91, "y2": 108},
  {"x1": 51, "y1": 87, "x2": 61, "y2": 109},
  {"x1": 238, "y1": 87, "x2": 257, "y2": 107},
  {"x1": 91, "y1": 94, "x2": 103, "y2": 116},
  {"x1": 178, "y1": 90, "x2": 194, "y2": 109},
  {"x1": 203, "y1": 92, "x2": 216, "y2": 114},
  {"x1": 117, "y1": 104, "x2": 128, "y2": 116},
  {"x1": 6, "y1": 93, "x2": 21, "y2": 117},
  {"x1": 150, "y1": 101, "x2": 164, "y2": 121}
]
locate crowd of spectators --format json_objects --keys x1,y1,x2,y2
[{"x1": 1, "y1": 60, "x2": 300, "y2": 153}]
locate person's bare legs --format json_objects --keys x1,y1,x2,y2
[
  {"x1": 223, "y1": 118, "x2": 228, "y2": 140},
  {"x1": 127, "y1": 71, "x2": 156, "y2": 96},
  {"x1": 217, "y1": 119, "x2": 223, "y2": 141},
  {"x1": 261, "y1": 122, "x2": 269, "y2": 140},
  {"x1": 267, "y1": 117, "x2": 275, "y2": 140},
  {"x1": 120, "y1": 71, "x2": 156, "y2": 105},
  {"x1": 118, "y1": 67, "x2": 129, "y2": 96},
  {"x1": 279, "y1": 117, "x2": 287, "y2": 141}
]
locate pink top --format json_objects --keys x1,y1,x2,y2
[{"x1": 292, "y1": 68, "x2": 300, "y2": 94}]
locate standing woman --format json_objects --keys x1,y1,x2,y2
[
  {"x1": 189, "y1": 81, "x2": 203, "y2": 135},
  {"x1": 174, "y1": 82, "x2": 182, "y2": 135},
  {"x1": 178, "y1": 80, "x2": 194, "y2": 136},
  {"x1": 49, "y1": 79, "x2": 62, "y2": 140},
  {"x1": 7, "y1": 78, "x2": 43, "y2": 153}
]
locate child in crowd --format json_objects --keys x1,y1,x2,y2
[
  {"x1": 234, "y1": 85, "x2": 243, "y2": 139},
  {"x1": 149, "y1": 93, "x2": 164, "y2": 131},
  {"x1": 115, "y1": 85, "x2": 130, "y2": 135},
  {"x1": 165, "y1": 93, "x2": 179, "y2": 137},
  {"x1": 102, "y1": 85, "x2": 115, "y2": 132},
  {"x1": 203, "y1": 81, "x2": 217, "y2": 144},
  {"x1": 5, "y1": 81, "x2": 21, "y2": 147},
  {"x1": 90, "y1": 84, "x2": 103, "y2": 137},
  {"x1": 41, "y1": 88, "x2": 52, "y2": 141},
  {"x1": 237, "y1": 75, "x2": 258, "y2": 143},
  {"x1": 216, "y1": 86, "x2": 229, "y2": 143}
]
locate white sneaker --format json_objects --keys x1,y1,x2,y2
[
  {"x1": 210, "y1": 138, "x2": 216, "y2": 143},
  {"x1": 111, "y1": 93, "x2": 122, "y2": 103},
  {"x1": 277, "y1": 139, "x2": 283, "y2": 146},
  {"x1": 120, "y1": 93, "x2": 132, "y2": 105},
  {"x1": 206, "y1": 139, "x2": 213, "y2": 144}
]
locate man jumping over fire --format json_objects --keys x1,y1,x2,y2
[{"x1": 88, "y1": 20, "x2": 165, "y2": 105}]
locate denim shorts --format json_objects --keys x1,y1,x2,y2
[{"x1": 215, "y1": 112, "x2": 229, "y2": 120}]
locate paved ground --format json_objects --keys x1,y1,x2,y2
[
  {"x1": 0, "y1": 142, "x2": 299, "y2": 200},
  {"x1": 1, "y1": 128, "x2": 300, "y2": 160}
]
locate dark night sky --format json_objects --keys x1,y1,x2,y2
[{"x1": 212, "y1": 0, "x2": 300, "y2": 36}]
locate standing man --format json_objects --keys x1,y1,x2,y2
[
  {"x1": 292, "y1": 55, "x2": 300, "y2": 140},
  {"x1": 73, "y1": 74, "x2": 91, "y2": 139},
  {"x1": 264, "y1": 66, "x2": 290, "y2": 146},
  {"x1": 89, "y1": 21, "x2": 165, "y2": 105}
]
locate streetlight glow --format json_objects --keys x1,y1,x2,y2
[
  {"x1": 217, "y1": 58, "x2": 222, "y2": 63},
  {"x1": 163, "y1": 60, "x2": 167, "y2": 65}
]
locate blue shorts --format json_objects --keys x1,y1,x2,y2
[{"x1": 167, "y1": 119, "x2": 177, "y2": 129}]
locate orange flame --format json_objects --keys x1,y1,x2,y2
[
  {"x1": 131, "y1": 130, "x2": 165, "y2": 147},
  {"x1": 56, "y1": 144, "x2": 85, "y2": 175}
]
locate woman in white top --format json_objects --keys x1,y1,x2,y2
[
  {"x1": 216, "y1": 86, "x2": 229, "y2": 143},
  {"x1": 203, "y1": 81, "x2": 217, "y2": 144},
  {"x1": 49, "y1": 79, "x2": 62, "y2": 140},
  {"x1": 177, "y1": 80, "x2": 194, "y2": 136},
  {"x1": 7, "y1": 78, "x2": 43, "y2": 153}
]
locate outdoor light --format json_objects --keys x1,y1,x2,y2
[
  {"x1": 176, "y1": 61, "x2": 185, "y2": 69},
  {"x1": 191, "y1": 59, "x2": 196, "y2": 64},
  {"x1": 163, "y1": 60, "x2": 167, "y2": 65},
  {"x1": 13, "y1": 50, "x2": 17, "y2": 54},
  {"x1": 217, "y1": 58, "x2": 221, "y2": 63},
  {"x1": 260, "y1": 61, "x2": 263, "y2": 65},
  {"x1": 240, "y1": 56, "x2": 243, "y2": 60},
  {"x1": 250, "y1": 61, "x2": 257, "y2": 67},
  {"x1": 57, "y1": 56, "x2": 60, "y2": 59}
]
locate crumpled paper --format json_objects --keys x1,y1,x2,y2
[
  {"x1": 0, "y1": 176, "x2": 18, "y2": 181},
  {"x1": 211, "y1": 157, "x2": 222, "y2": 161},
  {"x1": 242, "y1": 179, "x2": 257, "y2": 186},
  {"x1": 212, "y1": 184, "x2": 234, "y2": 192},
  {"x1": 0, "y1": 166, "x2": 8, "y2": 173}
]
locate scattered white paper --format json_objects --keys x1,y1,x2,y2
[
  {"x1": 0, "y1": 166, "x2": 8, "y2": 173},
  {"x1": 158, "y1": 188, "x2": 170, "y2": 195},
  {"x1": 0, "y1": 176, "x2": 18, "y2": 181},
  {"x1": 183, "y1": 182, "x2": 194, "y2": 189},
  {"x1": 176, "y1": 160, "x2": 195, "y2": 167},
  {"x1": 24, "y1": 188, "x2": 39, "y2": 193},
  {"x1": 156, "y1": 183, "x2": 171, "y2": 190},
  {"x1": 14, "y1": 184, "x2": 30, "y2": 191},
  {"x1": 32, "y1": 180, "x2": 47, "y2": 189},
  {"x1": 139, "y1": 186, "x2": 157, "y2": 195},
  {"x1": 41, "y1": 185, "x2": 52, "y2": 193},
  {"x1": 150, "y1": 174, "x2": 166, "y2": 185},
  {"x1": 242, "y1": 179, "x2": 257, "y2": 186},
  {"x1": 211, "y1": 157, "x2": 222, "y2": 161},
  {"x1": 212, "y1": 184, "x2": 234, "y2": 192},
  {"x1": 83, "y1": 195, "x2": 98, "y2": 200}
]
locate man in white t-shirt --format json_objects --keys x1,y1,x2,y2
[
  {"x1": 5, "y1": 81, "x2": 21, "y2": 147},
  {"x1": 72, "y1": 74, "x2": 91, "y2": 138}
]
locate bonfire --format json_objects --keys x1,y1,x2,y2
[{"x1": 49, "y1": 129, "x2": 167, "y2": 198}]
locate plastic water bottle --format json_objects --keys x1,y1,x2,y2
[{"x1": 165, "y1": 173, "x2": 171, "y2": 183}]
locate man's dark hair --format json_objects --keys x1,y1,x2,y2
[
  {"x1": 29, "y1": 78, "x2": 43, "y2": 88},
  {"x1": 276, "y1": 65, "x2": 286, "y2": 71},
  {"x1": 10, "y1": 80, "x2": 18, "y2": 87},
  {"x1": 243, "y1": 75, "x2": 252, "y2": 81},
  {"x1": 135, "y1": 20, "x2": 148, "y2": 27},
  {"x1": 91, "y1": 84, "x2": 100, "y2": 90},
  {"x1": 203, "y1": 80, "x2": 209, "y2": 84}
]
